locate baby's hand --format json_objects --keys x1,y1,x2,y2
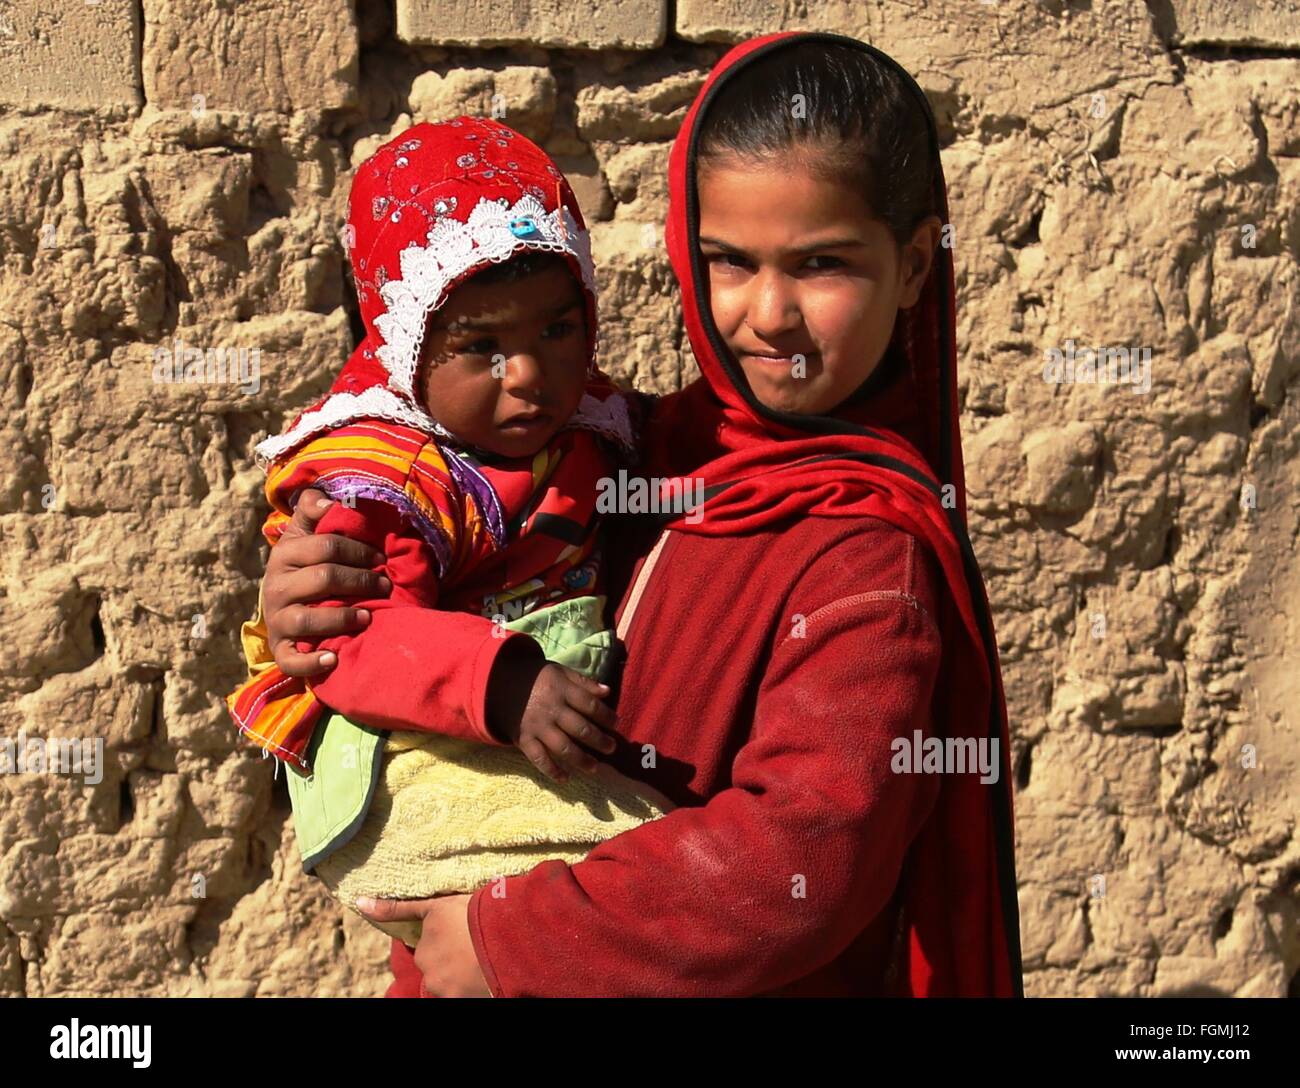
[{"x1": 487, "y1": 649, "x2": 618, "y2": 783}]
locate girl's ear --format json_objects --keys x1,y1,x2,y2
[{"x1": 897, "y1": 215, "x2": 944, "y2": 310}]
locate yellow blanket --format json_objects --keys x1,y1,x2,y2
[{"x1": 313, "y1": 730, "x2": 675, "y2": 947}]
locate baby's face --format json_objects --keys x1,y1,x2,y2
[
  {"x1": 697, "y1": 150, "x2": 941, "y2": 415},
  {"x1": 419, "y1": 263, "x2": 589, "y2": 457}
]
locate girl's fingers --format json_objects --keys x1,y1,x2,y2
[
  {"x1": 519, "y1": 736, "x2": 567, "y2": 783},
  {"x1": 272, "y1": 642, "x2": 339, "y2": 678},
  {"x1": 544, "y1": 719, "x2": 600, "y2": 775},
  {"x1": 264, "y1": 568, "x2": 384, "y2": 647},
  {"x1": 279, "y1": 531, "x2": 386, "y2": 574},
  {"x1": 288, "y1": 488, "x2": 336, "y2": 535},
  {"x1": 276, "y1": 602, "x2": 371, "y2": 641},
  {"x1": 355, "y1": 896, "x2": 439, "y2": 921},
  {"x1": 306, "y1": 562, "x2": 391, "y2": 601},
  {"x1": 313, "y1": 530, "x2": 388, "y2": 570}
]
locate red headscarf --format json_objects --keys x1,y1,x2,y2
[
  {"x1": 257, "y1": 117, "x2": 632, "y2": 468},
  {"x1": 650, "y1": 32, "x2": 1023, "y2": 997}
]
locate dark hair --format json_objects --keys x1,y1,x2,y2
[
  {"x1": 463, "y1": 248, "x2": 575, "y2": 287},
  {"x1": 425, "y1": 249, "x2": 585, "y2": 343},
  {"x1": 695, "y1": 41, "x2": 937, "y2": 246}
]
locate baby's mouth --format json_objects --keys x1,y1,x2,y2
[{"x1": 498, "y1": 411, "x2": 552, "y2": 431}]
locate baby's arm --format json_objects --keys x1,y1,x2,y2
[
  {"x1": 302, "y1": 496, "x2": 519, "y2": 745},
  {"x1": 304, "y1": 497, "x2": 618, "y2": 780}
]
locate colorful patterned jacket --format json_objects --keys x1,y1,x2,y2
[{"x1": 225, "y1": 417, "x2": 617, "y2": 775}]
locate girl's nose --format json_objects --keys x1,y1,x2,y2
[{"x1": 744, "y1": 269, "x2": 800, "y2": 340}]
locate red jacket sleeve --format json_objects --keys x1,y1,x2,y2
[
  {"x1": 303, "y1": 498, "x2": 541, "y2": 746},
  {"x1": 465, "y1": 531, "x2": 944, "y2": 996}
]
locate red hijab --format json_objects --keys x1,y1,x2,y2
[{"x1": 649, "y1": 31, "x2": 1023, "y2": 997}]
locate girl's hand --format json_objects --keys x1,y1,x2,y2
[
  {"x1": 355, "y1": 894, "x2": 491, "y2": 998},
  {"x1": 265, "y1": 487, "x2": 393, "y2": 677}
]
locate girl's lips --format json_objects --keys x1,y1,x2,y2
[{"x1": 742, "y1": 352, "x2": 819, "y2": 367}]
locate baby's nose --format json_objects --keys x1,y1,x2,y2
[{"x1": 499, "y1": 352, "x2": 545, "y2": 392}]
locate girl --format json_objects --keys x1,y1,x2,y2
[{"x1": 256, "y1": 32, "x2": 1023, "y2": 997}]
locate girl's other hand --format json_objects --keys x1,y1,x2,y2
[
  {"x1": 265, "y1": 487, "x2": 393, "y2": 677},
  {"x1": 355, "y1": 893, "x2": 490, "y2": 998}
]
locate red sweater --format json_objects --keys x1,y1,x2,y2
[{"x1": 384, "y1": 511, "x2": 946, "y2": 996}]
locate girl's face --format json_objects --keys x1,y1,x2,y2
[
  {"x1": 697, "y1": 151, "x2": 941, "y2": 415},
  {"x1": 419, "y1": 262, "x2": 589, "y2": 458}
]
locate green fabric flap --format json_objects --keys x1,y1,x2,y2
[
  {"x1": 503, "y1": 593, "x2": 615, "y2": 682},
  {"x1": 288, "y1": 713, "x2": 385, "y2": 871},
  {"x1": 287, "y1": 594, "x2": 613, "y2": 871}
]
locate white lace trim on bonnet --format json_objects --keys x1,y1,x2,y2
[
  {"x1": 376, "y1": 192, "x2": 597, "y2": 402},
  {"x1": 254, "y1": 386, "x2": 634, "y2": 471},
  {"x1": 254, "y1": 193, "x2": 626, "y2": 468}
]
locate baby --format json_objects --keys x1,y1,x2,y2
[{"x1": 225, "y1": 119, "x2": 672, "y2": 946}]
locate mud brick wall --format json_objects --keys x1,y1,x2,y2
[{"x1": 0, "y1": 1, "x2": 1296, "y2": 996}]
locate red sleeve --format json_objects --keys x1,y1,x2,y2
[
  {"x1": 465, "y1": 532, "x2": 944, "y2": 996},
  {"x1": 303, "y1": 498, "x2": 540, "y2": 746}
]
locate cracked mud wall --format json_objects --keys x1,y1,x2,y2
[{"x1": 0, "y1": 1, "x2": 1296, "y2": 996}]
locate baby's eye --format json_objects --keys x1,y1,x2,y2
[
  {"x1": 455, "y1": 337, "x2": 497, "y2": 356},
  {"x1": 541, "y1": 319, "x2": 579, "y2": 340}
]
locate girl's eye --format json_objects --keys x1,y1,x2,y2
[
  {"x1": 456, "y1": 338, "x2": 497, "y2": 356},
  {"x1": 542, "y1": 319, "x2": 579, "y2": 340},
  {"x1": 706, "y1": 251, "x2": 752, "y2": 271}
]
